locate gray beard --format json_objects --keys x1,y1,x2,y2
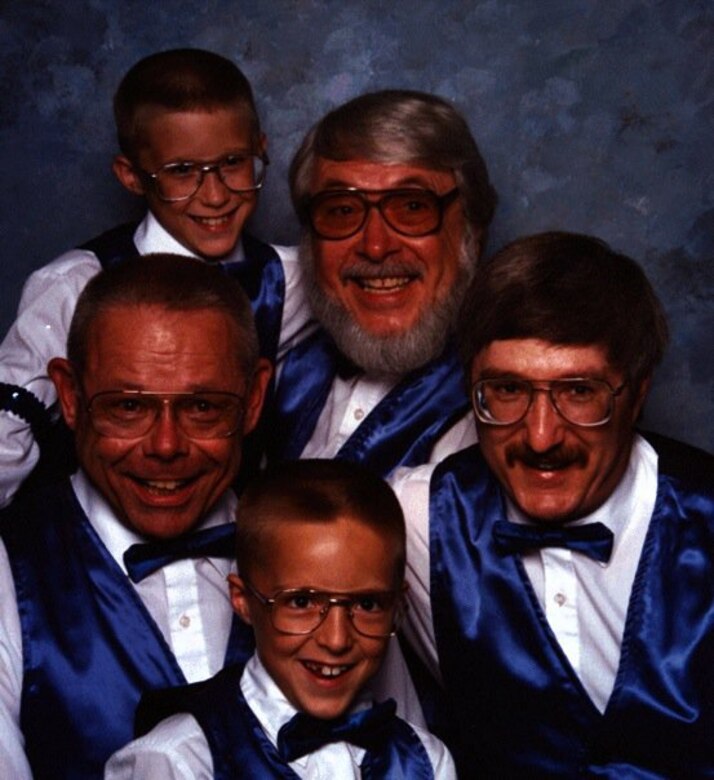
[{"x1": 301, "y1": 234, "x2": 476, "y2": 375}]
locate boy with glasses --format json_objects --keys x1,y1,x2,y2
[
  {"x1": 391, "y1": 231, "x2": 714, "y2": 777},
  {"x1": 106, "y1": 459, "x2": 455, "y2": 779},
  {"x1": 0, "y1": 48, "x2": 307, "y2": 506}
]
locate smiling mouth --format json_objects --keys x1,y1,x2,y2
[
  {"x1": 302, "y1": 661, "x2": 354, "y2": 679},
  {"x1": 354, "y1": 276, "x2": 416, "y2": 293},
  {"x1": 190, "y1": 211, "x2": 237, "y2": 228},
  {"x1": 132, "y1": 477, "x2": 195, "y2": 495}
]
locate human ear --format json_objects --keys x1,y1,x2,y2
[
  {"x1": 228, "y1": 574, "x2": 254, "y2": 625},
  {"x1": 47, "y1": 358, "x2": 81, "y2": 430},
  {"x1": 242, "y1": 358, "x2": 273, "y2": 436},
  {"x1": 630, "y1": 376, "x2": 652, "y2": 422},
  {"x1": 112, "y1": 155, "x2": 146, "y2": 196}
]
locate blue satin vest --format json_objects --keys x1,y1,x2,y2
[
  {"x1": 137, "y1": 663, "x2": 436, "y2": 779},
  {"x1": 427, "y1": 435, "x2": 714, "y2": 778},
  {"x1": 0, "y1": 480, "x2": 255, "y2": 780},
  {"x1": 267, "y1": 330, "x2": 469, "y2": 476}
]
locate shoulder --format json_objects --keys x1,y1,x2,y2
[
  {"x1": 642, "y1": 430, "x2": 714, "y2": 494},
  {"x1": 104, "y1": 713, "x2": 212, "y2": 780}
]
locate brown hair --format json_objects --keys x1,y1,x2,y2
[
  {"x1": 235, "y1": 459, "x2": 406, "y2": 583},
  {"x1": 458, "y1": 231, "x2": 669, "y2": 385},
  {"x1": 114, "y1": 48, "x2": 260, "y2": 158}
]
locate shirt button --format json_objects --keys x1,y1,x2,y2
[
  {"x1": 554, "y1": 593, "x2": 567, "y2": 607},
  {"x1": 179, "y1": 614, "x2": 191, "y2": 628},
  {"x1": 354, "y1": 408, "x2": 365, "y2": 421}
]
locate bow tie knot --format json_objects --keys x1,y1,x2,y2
[
  {"x1": 123, "y1": 522, "x2": 236, "y2": 583},
  {"x1": 492, "y1": 519, "x2": 614, "y2": 563},
  {"x1": 277, "y1": 699, "x2": 397, "y2": 762}
]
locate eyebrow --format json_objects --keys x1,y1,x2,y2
[{"x1": 314, "y1": 175, "x2": 441, "y2": 191}]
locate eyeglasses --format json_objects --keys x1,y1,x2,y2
[
  {"x1": 307, "y1": 187, "x2": 460, "y2": 240},
  {"x1": 243, "y1": 580, "x2": 402, "y2": 638},
  {"x1": 139, "y1": 153, "x2": 268, "y2": 202},
  {"x1": 85, "y1": 390, "x2": 245, "y2": 439},
  {"x1": 472, "y1": 378, "x2": 627, "y2": 428}
]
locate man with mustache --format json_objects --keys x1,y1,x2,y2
[
  {"x1": 392, "y1": 232, "x2": 714, "y2": 777},
  {"x1": 267, "y1": 90, "x2": 497, "y2": 475},
  {"x1": 0, "y1": 255, "x2": 271, "y2": 779}
]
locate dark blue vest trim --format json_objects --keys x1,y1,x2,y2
[
  {"x1": 269, "y1": 330, "x2": 469, "y2": 476},
  {"x1": 1, "y1": 480, "x2": 253, "y2": 779},
  {"x1": 427, "y1": 436, "x2": 714, "y2": 778}
]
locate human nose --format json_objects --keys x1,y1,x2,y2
[
  {"x1": 314, "y1": 602, "x2": 354, "y2": 653},
  {"x1": 195, "y1": 165, "x2": 230, "y2": 206},
  {"x1": 356, "y1": 203, "x2": 399, "y2": 262},
  {"x1": 522, "y1": 389, "x2": 566, "y2": 452},
  {"x1": 143, "y1": 401, "x2": 189, "y2": 458}
]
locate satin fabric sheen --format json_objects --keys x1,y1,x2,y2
[
  {"x1": 268, "y1": 332, "x2": 469, "y2": 476},
  {"x1": 1, "y1": 480, "x2": 255, "y2": 779},
  {"x1": 427, "y1": 435, "x2": 714, "y2": 778}
]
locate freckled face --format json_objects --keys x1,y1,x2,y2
[
  {"x1": 116, "y1": 107, "x2": 264, "y2": 259},
  {"x1": 472, "y1": 339, "x2": 647, "y2": 523},
  {"x1": 308, "y1": 158, "x2": 467, "y2": 338},
  {"x1": 231, "y1": 516, "x2": 402, "y2": 719}
]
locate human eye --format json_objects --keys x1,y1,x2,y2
[
  {"x1": 557, "y1": 380, "x2": 599, "y2": 404},
  {"x1": 221, "y1": 153, "x2": 249, "y2": 170},
  {"x1": 162, "y1": 161, "x2": 196, "y2": 179},
  {"x1": 282, "y1": 591, "x2": 320, "y2": 611},
  {"x1": 182, "y1": 395, "x2": 224, "y2": 419},
  {"x1": 321, "y1": 195, "x2": 359, "y2": 218},
  {"x1": 489, "y1": 379, "x2": 528, "y2": 399},
  {"x1": 389, "y1": 191, "x2": 436, "y2": 221},
  {"x1": 352, "y1": 593, "x2": 389, "y2": 614},
  {"x1": 102, "y1": 395, "x2": 151, "y2": 421}
]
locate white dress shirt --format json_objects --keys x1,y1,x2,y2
[
  {"x1": 105, "y1": 653, "x2": 457, "y2": 779},
  {"x1": 0, "y1": 470, "x2": 238, "y2": 779},
  {"x1": 300, "y1": 372, "x2": 477, "y2": 463},
  {"x1": 0, "y1": 213, "x2": 307, "y2": 507},
  {"x1": 390, "y1": 434, "x2": 659, "y2": 712}
]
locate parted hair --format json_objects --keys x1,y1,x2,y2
[
  {"x1": 458, "y1": 231, "x2": 669, "y2": 385},
  {"x1": 67, "y1": 253, "x2": 259, "y2": 378},
  {"x1": 235, "y1": 459, "x2": 406, "y2": 582},
  {"x1": 114, "y1": 48, "x2": 260, "y2": 157},
  {"x1": 289, "y1": 89, "x2": 497, "y2": 241}
]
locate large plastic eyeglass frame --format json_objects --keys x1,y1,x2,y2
[
  {"x1": 139, "y1": 153, "x2": 269, "y2": 202},
  {"x1": 471, "y1": 377, "x2": 627, "y2": 428},
  {"x1": 307, "y1": 187, "x2": 460, "y2": 240},
  {"x1": 243, "y1": 580, "x2": 402, "y2": 638},
  {"x1": 85, "y1": 390, "x2": 245, "y2": 440}
]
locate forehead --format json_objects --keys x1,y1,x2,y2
[
  {"x1": 310, "y1": 157, "x2": 457, "y2": 193},
  {"x1": 255, "y1": 515, "x2": 401, "y2": 589},
  {"x1": 83, "y1": 304, "x2": 246, "y2": 391},
  {"x1": 471, "y1": 338, "x2": 619, "y2": 381},
  {"x1": 134, "y1": 106, "x2": 255, "y2": 161}
]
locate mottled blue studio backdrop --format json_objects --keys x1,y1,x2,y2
[{"x1": 1, "y1": 0, "x2": 712, "y2": 451}]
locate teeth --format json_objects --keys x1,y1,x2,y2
[
  {"x1": 359, "y1": 276, "x2": 411, "y2": 292},
  {"x1": 194, "y1": 216, "x2": 230, "y2": 226},
  {"x1": 142, "y1": 479, "x2": 185, "y2": 492},
  {"x1": 304, "y1": 662, "x2": 350, "y2": 678}
]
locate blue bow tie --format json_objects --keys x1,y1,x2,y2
[
  {"x1": 277, "y1": 699, "x2": 397, "y2": 762},
  {"x1": 123, "y1": 522, "x2": 236, "y2": 583},
  {"x1": 492, "y1": 519, "x2": 614, "y2": 563}
]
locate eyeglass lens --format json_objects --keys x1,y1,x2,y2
[
  {"x1": 269, "y1": 590, "x2": 398, "y2": 637},
  {"x1": 309, "y1": 189, "x2": 451, "y2": 239},
  {"x1": 153, "y1": 154, "x2": 266, "y2": 200},
  {"x1": 474, "y1": 379, "x2": 616, "y2": 426},
  {"x1": 88, "y1": 392, "x2": 243, "y2": 439}
]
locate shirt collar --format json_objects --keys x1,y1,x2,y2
[
  {"x1": 240, "y1": 654, "x2": 371, "y2": 768},
  {"x1": 70, "y1": 469, "x2": 237, "y2": 576}
]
